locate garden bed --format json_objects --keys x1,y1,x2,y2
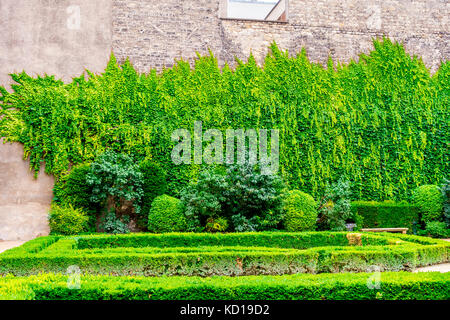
[{"x1": 0, "y1": 232, "x2": 448, "y2": 277}]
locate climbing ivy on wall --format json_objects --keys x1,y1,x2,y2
[{"x1": 0, "y1": 38, "x2": 448, "y2": 200}]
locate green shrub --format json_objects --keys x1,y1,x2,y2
[
  {"x1": 181, "y1": 165, "x2": 285, "y2": 232},
  {"x1": 77, "y1": 231, "x2": 354, "y2": 249},
  {"x1": 441, "y1": 179, "x2": 450, "y2": 228},
  {"x1": 139, "y1": 160, "x2": 167, "y2": 219},
  {"x1": 53, "y1": 163, "x2": 97, "y2": 231},
  {"x1": 53, "y1": 163, "x2": 92, "y2": 210},
  {"x1": 205, "y1": 216, "x2": 229, "y2": 233},
  {"x1": 424, "y1": 221, "x2": 449, "y2": 239},
  {"x1": 224, "y1": 165, "x2": 285, "y2": 231},
  {"x1": 99, "y1": 210, "x2": 130, "y2": 234},
  {"x1": 351, "y1": 201, "x2": 419, "y2": 231},
  {"x1": 87, "y1": 150, "x2": 144, "y2": 216},
  {"x1": 180, "y1": 168, "x2": 227, "y2": 231},
  {"x1": 413, "y1": 185, "x2": 443, "y2": 224},
  {"x1": 282, "y1": 190, "x2": 317, "y2": 232},
  {"x1": 148, "y1": 195, "x2": 187, "y2": 233},
  {"x1": 318, "y1": 179, "x2": 352, "y2": 231},
  {"x1": 48, "y1": 204, "x2": 88, "y2": 235}
]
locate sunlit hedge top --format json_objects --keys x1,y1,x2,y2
[{"x1": 0, "y1": 38, "x2": 448, "y2": 200}]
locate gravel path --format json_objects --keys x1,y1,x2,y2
[
  {"x1": 0, "y1": 241, "x2": 25, "y2": 253},
  {"x1": 413, "y1": 263, "x2": 450, "y2": 273}
]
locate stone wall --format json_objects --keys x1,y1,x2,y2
[
  {"x1": 0, "y1": 0, "x2": 448, "y2": 240},
  {"x1": 113, "y1": 0, "x2": 449, "y2": 73}
]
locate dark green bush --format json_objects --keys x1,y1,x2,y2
[
  {"x1": 282, "y1": 190, "x2": 317, "y2": 232},
  {"x1": 53, "y1": 163, "x2": 92, "y2": 210},
  {"x1": 180, "y1": 165, "x2": 285, "y2": 232},
  {"x1": 148, "y1": 195, "x2": 187, "y2": 233},
  {"x1": 351, "y1": 201, "x2": 419, "y2": 231},
  {"x1": 48, "y1": 204, "x2": 88, "y2": 235},
  {"x1": 87, "y1": 150, "x2": 144, "y2": 216},
  {"x1": 441, "y1": 179, "x2": 450, "y2": 228},
  {"x1": 139, "y1": 160, "x2": 167, "y2": 222},
  {"x1": 99, "y1": 210, "x2": 130, "y2": 234},
  {"x1": 317, "y1": 179, "x2": 352, "y2": 231},
  {"x1": 413, "y1": 185, "x2": 443, "y2": 224},
  {"x1": 180, "y1": 168, "x2": 228, "y2": 231},
  {"x1": 53, "y1": 163, "x2": 97, "y2": 231},
  {"x1": 423, "y1": 221, "x2": 449, "y2": 239},
  {"x1": 224, "y1": 165, "x2": 285, "y2": 231}
]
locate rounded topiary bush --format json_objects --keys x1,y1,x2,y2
[
  {"x1": 413, "y1": 185, "x2": 443, "y2": 224},
  {"x1": 48, "y1": 204, "x2": 89, "y2": 235},
  {"x1": 282, "y1": 190, "x2": 318, "y2": 232},
  {"x1": 148, "y1": 195, "x2": 187, "y2": 233}
]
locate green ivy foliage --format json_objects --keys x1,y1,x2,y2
[{"x1": 0, "y1": 38, "x2": 448, "y2": 200}]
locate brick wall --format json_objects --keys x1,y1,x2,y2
[{"x1": 112, "y1": 0, "x2": 449, "y2": 72}]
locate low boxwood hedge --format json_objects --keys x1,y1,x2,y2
[
  {"x1": 0, "y1": 272, "x2": 448, "y2": 300},
  {"x1": 0, "y1": 232, "x2": 448, "y2": 277}
]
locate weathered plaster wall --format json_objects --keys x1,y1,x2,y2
[
  {"x1": 0, "y1": 139, "x2": 54, "y2": 240},
  {"x1": 0, "y1": 0, "x2": 112, "y2": 240}
]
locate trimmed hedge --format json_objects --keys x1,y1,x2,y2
[
  {"x1": 351, "y1": 201, "x2": 419, "y2": 231},
  {"x1": 76, "y1": 232, "x2": 355, "y2": 249},
  {"x1": 0, "y1": 272, "x2": 448, "y2": 300},
  {"x1": 0, "y1": 232, "x2": 448, "y2": 277}
]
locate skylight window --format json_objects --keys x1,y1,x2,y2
[{"x1": 220, "y1": 0, "x2": 288, "y2": 22}]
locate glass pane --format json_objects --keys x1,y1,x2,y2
[{"x1": 227, "y1": 0, "x2": 286, "y2": 21}]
